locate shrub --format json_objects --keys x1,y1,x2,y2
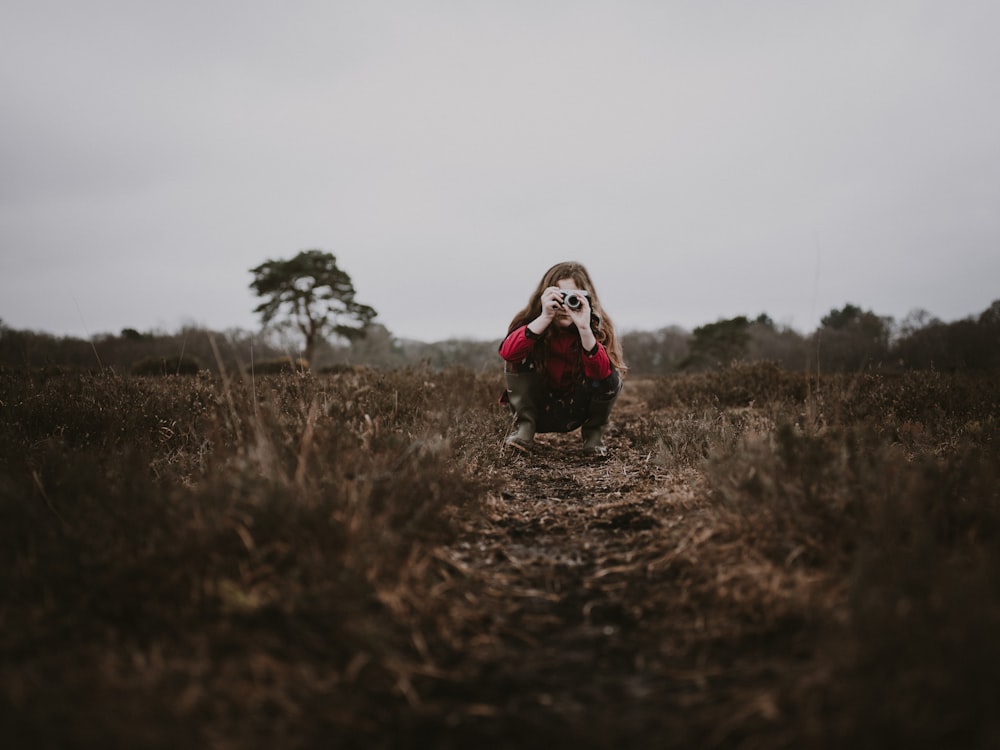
[
  {"x1": 250, "y1": 356, "x2": 309, "y2": 374},
  {"x1": 647, "y1": 361, "x2": 812, "y2": 410},
  {"x1": 131, "y1": 354, "x2": 202, "y2": 376},
  {"x1": 0, "y1": 366, "x2": 502, "y2": 747}
]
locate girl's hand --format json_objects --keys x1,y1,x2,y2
[
  {"x1": 567, "y1": 293, "x2": 592, "y2": 330},
  {"x1": 568, "y1": 293, "x2": 598, "y2": 352},
  {"x1": 538, "y1": 286, "x2": 565, "y2": 322},
  {"x1": 526, "y1": 287, "x2": 565, "y2": 336}
]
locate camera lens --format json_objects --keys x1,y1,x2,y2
[{"x1": 564, "y1": 293, "x2": 582, "y2": 310}]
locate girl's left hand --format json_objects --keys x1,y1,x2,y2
[{"x1": 568, "y1": 294, "x2": 592, "y2": 330}]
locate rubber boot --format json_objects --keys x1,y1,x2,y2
[
  {"x1": 581, "y1": 393, "x2": 618, "y2": 456},
  {"x1": 504, "y1": 371, "x2": 538, "y2": 452}
]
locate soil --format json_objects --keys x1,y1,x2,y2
[{"x1": 401, "y1": 383, "x2": 823, "y2": 749}]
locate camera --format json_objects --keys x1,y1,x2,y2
[{"x1": 560, "y1": 290, "x2": 589, "y2": 310}]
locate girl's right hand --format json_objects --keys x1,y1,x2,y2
[{"x1": 539, "y1": 287, "x2": 564, "y2": 320}]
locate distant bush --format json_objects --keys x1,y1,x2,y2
[
  {"x1": 250, "y1": 356, "x2": 309, "y2": 374},
  {"x1": 318, "y1": 362, "x2": 367, "y2": 375},
  {"x1": 131, "y1": 354, "x2": 202, "y2": 375},
  {"x1": 646, "y1": 361, "x2": 813, "y2": 410}
]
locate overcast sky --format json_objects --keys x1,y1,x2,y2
[{"x1": 2, "y1": 1, "x2": 998, "y2": 344}]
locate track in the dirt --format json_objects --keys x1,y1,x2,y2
[{"x1": 425, "y1": 394, "x2": 740, "y2": 748}]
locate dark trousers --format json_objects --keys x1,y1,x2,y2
[{"x1": 505, "y1": 369, "x2": 622, "y2": 434}]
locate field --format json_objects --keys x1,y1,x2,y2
[{"x1": 2, "y1": 363, "x2": 998, "y2": 749}]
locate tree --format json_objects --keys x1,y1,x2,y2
[
  {"x1": 249, "y1": 250, "x2": 377, "y2": 366},
  {"x1": 814, "y1": 303, "x2": 892, "y2": 371},
  {"x1": 681, "y1": 316, "x2": 751, "y2": 371},
  {"x1": 747, "y1": 317, "x2": 809, "y2": 370},
  {"x1": 344, "y1": 323, "x2": 407, "y2": 368},
  {"x1": 620, "y1": 326, "x2": 690, "y2": 375}
]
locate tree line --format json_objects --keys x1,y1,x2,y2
[
  {"x1": 621, "y1": 301, "x2": 1000, "y2": 375},
  {"x1": 2, "y1": 249, "x2": 996, "y2": 374},
  {"x1": 3, "y1": 300, "x2": 997, "y2": 375}
]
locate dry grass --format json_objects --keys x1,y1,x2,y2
[{"x1": 1, "y1": 364, "x2": 998, "y2": 748}]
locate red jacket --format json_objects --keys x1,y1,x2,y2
[{"x1": 500, "y1": 325, "x2": 612, "y2": 391}]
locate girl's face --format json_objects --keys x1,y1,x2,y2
[{"x1": 554, "y1": 277, "x2": 580, "y2": 328}]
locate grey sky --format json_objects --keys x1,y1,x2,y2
[{"x1": 2, "y1": 1, "x2": 998, "y2": 343}]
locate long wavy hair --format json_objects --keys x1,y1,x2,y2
[{"x1": 507, "y1": 261, "x2": 627, "y2": 375}]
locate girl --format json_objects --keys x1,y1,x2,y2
[{"x1": 499, "y1": 261, "x2": 626, "y2": 456}]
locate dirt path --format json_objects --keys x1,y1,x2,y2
[{"x1": 417, "y1": 386, "x2": 801, "y2": 748}]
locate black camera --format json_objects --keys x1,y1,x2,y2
[{"x1": 560, "y1": 290, "x2": 589, "y2": 310}]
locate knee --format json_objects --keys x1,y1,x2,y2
[
  {"x1": 505, "y1": 371, "x2": 542, "y2": 398},
  {"x1": 590, "y1": 371, "x2": 623, "y2": 402}
]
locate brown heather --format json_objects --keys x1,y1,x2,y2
[{"x1": 1, "y1": 363, "x2": 998, "y2": 749}]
